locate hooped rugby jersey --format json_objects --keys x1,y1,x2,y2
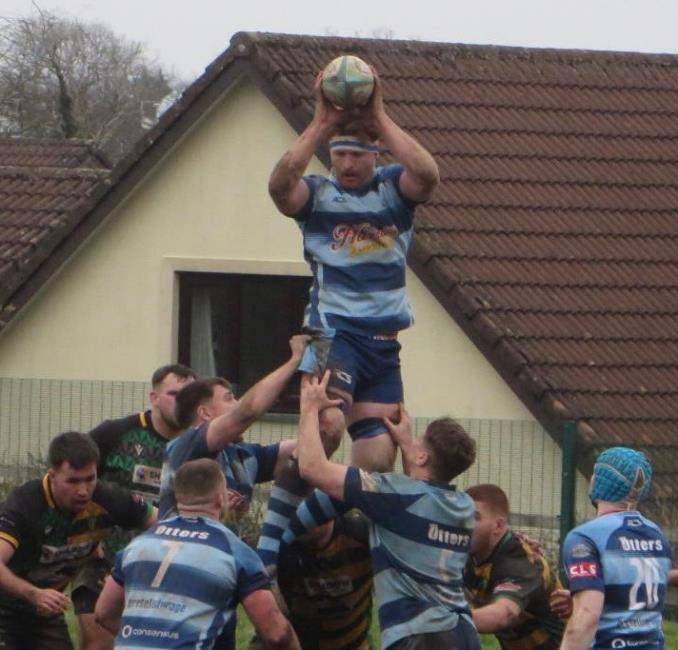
[
  {"x1": 0, "y1": 475, "x2": 152, "y2": 613},
  {"x1": 113, "y1": 515, "x2": 270, "y2": 649},
  {"x1": 297, "y1": 165, "x2": 416, "y2": 336},
  {"x1": 465, "y1": 530, "x2": 564, "y2": 649},
  {"x1": 562, "y1": 511, "x2": 672, "y2": 649},
  {"x1": 278, "y1": 512, "x2": 372, "y2": 649},
  {"x1": 343, "y1": 467, "x2": 476, "y2": 649},
  {"x1": 159, "y1": 423, "x2": 279, "y2": 518}
]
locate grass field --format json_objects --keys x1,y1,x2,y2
[{"x1": 67, "y1": 605, "x2": 678, "y2": 648}]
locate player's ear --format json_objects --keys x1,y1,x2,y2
[
  {"x1": 416, "y1": 447, "x2": 429, "y2": 467},
  {"x1": 197, "y1": 402, "x2": 210, "y2": 422}
]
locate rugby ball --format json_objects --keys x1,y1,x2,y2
[{"x1": 321, "y1": 55, "x2": 375, "y2": 109}]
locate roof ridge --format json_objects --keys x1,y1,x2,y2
[
  {"x1": 247, "y1": 31, "x2": 678, "y2": 69},
  {"x1": 0, "y1": 166, "x2": 109, "y2": 177}
]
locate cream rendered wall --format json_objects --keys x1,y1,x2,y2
[{"x1": 0, "y1": 76, "x2": 530, "y2": 423}]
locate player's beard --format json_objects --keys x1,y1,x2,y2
[{"x1": 159, "y1": 409, "x2": 180, "y2": 434}]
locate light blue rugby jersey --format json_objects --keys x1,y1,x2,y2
[
  {"x1": 112, "y1": 515, "x2": 270, "y2": 649},
  {"x1": 343, "y1": 467, "x2": 476, "y2": 649},
  {"x1": 563, "y1": 511, "x2": 672, "y2": 649},
  {"x1": 297, "y1": 164, "x2": 416, "y2": 336},
  {"x1": 158, "y1": 424, "x2": 279, "y2": 518}
]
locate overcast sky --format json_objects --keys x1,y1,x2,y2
[{"x1": 2, "y1": 0, "x2": 678, "y2": 81}]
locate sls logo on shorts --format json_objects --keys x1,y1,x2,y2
[{"x1": 568, "y1": 562, "x2": 598, "y2": 579}]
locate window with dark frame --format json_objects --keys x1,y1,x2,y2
[{"x1": 178, "y1": 272, "x2": 311, "y2": 413}]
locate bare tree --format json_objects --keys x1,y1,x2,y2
[{"x1": 0, "y1": 8, "x2": 176, "y2": 161}]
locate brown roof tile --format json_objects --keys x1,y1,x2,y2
[{"x1": 0, "y1": 138, "x2": 109, "y2": 311}]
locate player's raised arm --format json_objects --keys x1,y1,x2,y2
[
  {"x1": 204, "y1": 334, "x2": 308, "y2": 452},
  {"x1": 297, "y1": 372, "x2": 346, "y2": 500},
  {"x1": 368, "y1": 70, "x2": 440, "y2": 203},
  {"x1": 268, "y1": 74, "x2": 343, "y2": 216}
]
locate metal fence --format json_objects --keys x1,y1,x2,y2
[{"x1": 0, "y1": 377, "x2": 580, "y2": 552}]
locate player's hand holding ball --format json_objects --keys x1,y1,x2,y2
[{"x1": 320, "y1": 55, "x2": 375, "y2": 110}]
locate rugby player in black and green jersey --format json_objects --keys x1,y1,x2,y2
[
  {"x1": 0, "y1": 431, "x2": 156, "y2": 650},
  {"x1": 464, "y1": 484, "x2": 564, "y2": 650},
  {"x1": 76, "y1": 363, "x2": 195, "y2": 649}
]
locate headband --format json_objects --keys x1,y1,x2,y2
[{"x1": 329, "y1": 136, "x2": 382, "y2": 153}]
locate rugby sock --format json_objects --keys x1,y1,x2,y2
[
  {"x1": 256, "y1": 457, "x2": 310, "y2": 569},
  {"x1": 281, "y1": 488, "x2": 350, "y2": 545}
]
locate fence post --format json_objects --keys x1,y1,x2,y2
[{"x1": 559, "y1": 420, "x2": 577, "y2": 582}]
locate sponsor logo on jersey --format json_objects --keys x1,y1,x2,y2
[
  {"x1": 155, "y1": 524, "x2": 209, "y2": 540},
  {"x1": 571, "y1": 543, "x2": 594, "y2": 558},
  {"x1": 133, "y1": 464, "x2": 161, "y2": 488},
  {"x1": 40, "y1": 540, "x2": 96, "y2": 565},
  {"x1": 618, "y1": 536, "x2": 664, "y2": 552},
  {"x1": 427, "y1": 523, "x2": 471, "y2": 549},
  {"x1": 611, "y1": 638, "x2": 649, "y2": 648},
  {"x1": 134, "y1": 444, "x2": 144, "y2": 456},
  {"x1": 304, "y1": 575, "x2": 353, "y2": 597},
  {"x1": 568, "y1": 562, "x2": 598, "y2": 578},
  {"x1": 493, "y1": 581, "x2": 522, "y2": 594},
  {"x1": 331, "y1": 222, "x2": 398, "y2": 256},
  {"x1": 121, "y1": 625, "x2": 179, "y2": 641}
]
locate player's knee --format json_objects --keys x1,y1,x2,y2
[
  {"x1": 318, "y1": 406, "x2": 346, "y2": 440},
  {"x1": 319, "y1": 407, "x2": 345, "y2": 455}
]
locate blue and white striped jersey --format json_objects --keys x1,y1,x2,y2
[
  {"x1": 343, "y1": 467, "x2": 476, "y2": 648},
  {"x1": 563, "y1": 511, "x2": 672, "y2": 649},
  {"x1": 112, "y1": 515, "x2": 270, "y2": 649},
  {"x1": 297, "y1": 165, "x2": 416, "y2": 336},
  {"x1": 158, "y1": 424, "x2": 279, "y2": 518}
]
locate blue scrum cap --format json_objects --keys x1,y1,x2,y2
[{"x1": 589, "y1": 446, "x2": 652, "y2": 505}]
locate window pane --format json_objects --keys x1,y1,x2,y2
[{"x1": 178, "y1": 273, "x2": 310, "y2": 412}]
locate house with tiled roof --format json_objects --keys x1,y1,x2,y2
[{"x1": 1, "y1": 33, "x2": 677, "y2": 533}]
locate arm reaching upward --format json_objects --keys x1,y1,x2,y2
[{"x1": 269, "y1": 74, "x2": 344, "y2": 216}]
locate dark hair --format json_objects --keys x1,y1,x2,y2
[
  {"x1": 174, "y1": 458, "x2": 225, "y2": 506},
  {"x1": 327, "y1": 118, "x2": 379, "y2": 144},
  {"x1": 423, "y1": 418, "x2": 476, "y2": 483},
  {"x1": 466, "y1": 483, "x2": 509, "y2": 516},
  {"x1": 151, "y1": 363, "x2": 197, "y2": 388},
  {"x1": 174, "y1": 377, "x2": 232, "y2": 430},
  {"x1": 49, "y1": 431, "x2": 100, "y2": 469}
]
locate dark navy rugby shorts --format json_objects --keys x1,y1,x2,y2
[{"x1": 299, "y1": 328, "x2": 403, "y2": 418}]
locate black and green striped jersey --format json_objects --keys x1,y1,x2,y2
[
  {"x1": 464, "y1": 530, "x2": 564, "y2": 649},
  {"x1": 90, "y1": 410, "x2": 169, "y2": 557},
  {"x1": 0, "y1": 475, "x2": 152, "y2": 613},
  {"x1": 90, "y1": 410, "x2": 168, "y2": 504}
]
